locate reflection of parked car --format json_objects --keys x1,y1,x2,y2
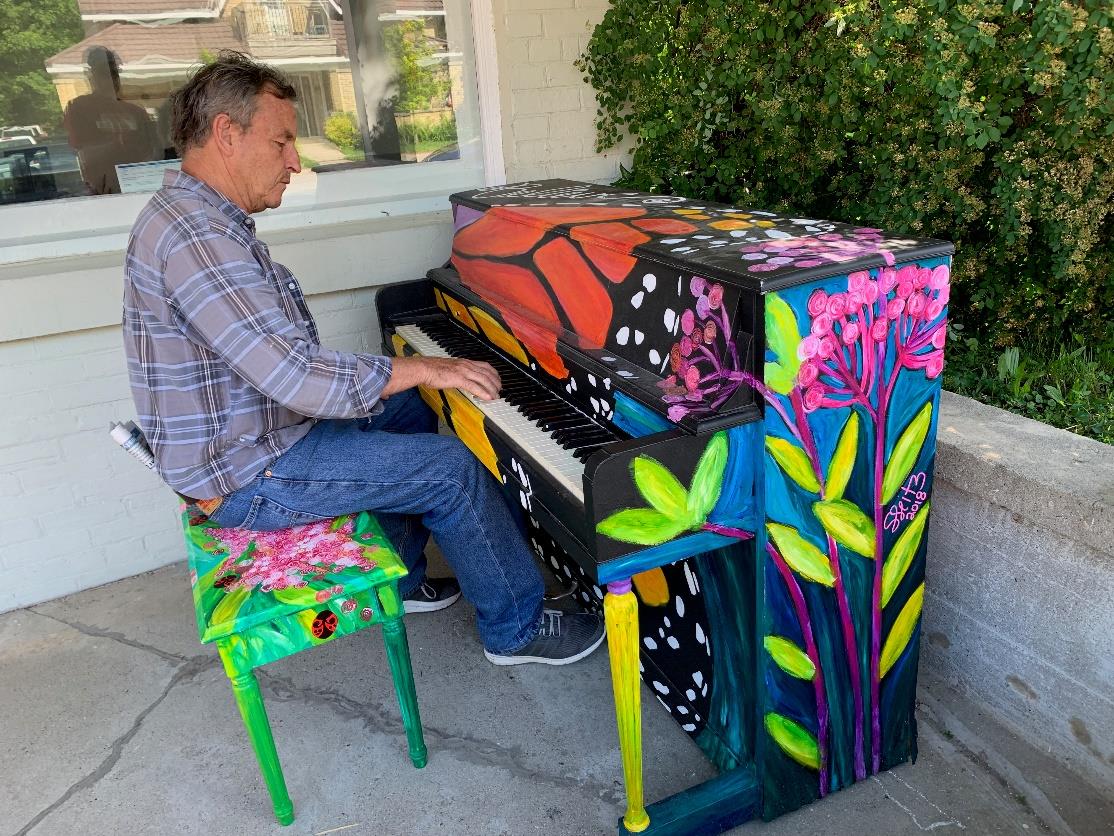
[
  {"x1": 0, "y1": 136, "x2": 34, "y2": 153},
  {"x1": 0, "y1": 141, "x2": 84, "y2": 205},
  {"x1": 0, "y1": 125, "x2": 47, "y2": 143}
]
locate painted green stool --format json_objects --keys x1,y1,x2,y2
[{"x1": 182, "y1": 505, "x2": 427, "y2": 825}]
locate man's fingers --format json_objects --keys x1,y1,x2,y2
[
  {"x1": 462, "y1": 367, "x2": 500, "y2": 401},
  {"x1": 421, "y1": 357, "x2": 501, "y2": 400},
  {"x1": 460, "y1": 360, "x2": 500, "y2": 399}
]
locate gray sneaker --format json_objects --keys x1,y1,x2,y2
[
  {"x1": 402, "y1": 577, "x2": 461, "y2": 613},
  {"x1": 484, "y1": 609, "x2": 606, "y2": 666}
]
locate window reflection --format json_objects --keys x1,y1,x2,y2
[
  {"x1": 0, "y1": 0, "x2": 467, "y2": 205},
  {"x1": 63, "y1": 47, "x2": 160, "y2": 194}
]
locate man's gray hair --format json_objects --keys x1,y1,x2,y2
[{"x1": 169, "y1": 51, "x2": 297, "y2": 154}]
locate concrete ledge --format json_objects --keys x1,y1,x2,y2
[
  {"x1": 925, "y1": 391, "x2": 1114, "y2": 793},
  {"x1": 935, "y1": 391, "x2": 1114, "y2": 554}
]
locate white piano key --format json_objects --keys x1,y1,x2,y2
[{"x1": 394, "y1": 324, "x2": 587, "y2": 502}]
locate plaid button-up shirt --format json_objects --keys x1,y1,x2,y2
[{"x1": 123, "y1": 170, "x2": 391, "y2": 498}]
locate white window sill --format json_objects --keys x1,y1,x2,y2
[{"x1": 0, "y1": 157, "x2": 484, "y2": 267}]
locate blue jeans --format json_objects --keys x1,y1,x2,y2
[{"x1": 208, "y1": 390, "x2": 544, "y2": 654}]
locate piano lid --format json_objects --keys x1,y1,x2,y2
[{"x1": 450, "y1": 179, "x2": 954, "y2": 293}]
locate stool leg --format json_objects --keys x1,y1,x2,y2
[
  {"x1": 227, "y1": 668, "x2": 295, "y2": 825},
  {"x1": 379, "y1": 587, "x2": 428, "y2": 768}
]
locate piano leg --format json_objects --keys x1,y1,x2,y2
[{"x1": 605, "y1": 579, "x2": 650, "y2": 833}]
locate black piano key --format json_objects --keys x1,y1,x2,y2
[
  {"x1": 412, "y1": 316, "x2": 625, "y2": 466},
  {"x1": 538, "y1": 416, "x2": 592, "y2": 432},
  {"x1": 554, "y1": 429, "x2": 613, "y2": 448}
]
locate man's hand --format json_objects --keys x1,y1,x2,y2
[{"x1": 383, "y1": 355, "x2": 502, "y2": 401}]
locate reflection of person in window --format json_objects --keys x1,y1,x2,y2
[{"x1": 63, "y1": 46, "x2": 158, "y2": 194}]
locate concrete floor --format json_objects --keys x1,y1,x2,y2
[{"x1": 3, "y1": 552, "x2": 1113, "y2": 836}]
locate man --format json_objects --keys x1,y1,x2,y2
[{"x1": 123, "y1": 52, "x2": 604, "y2": 666}]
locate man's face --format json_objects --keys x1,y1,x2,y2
[{"x1": 231, "y1": 92, "x2": 301, "y2": 213}]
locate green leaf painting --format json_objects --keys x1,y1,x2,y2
[
  {"x1": 766, "y1": 523, "x2": 836, "y2": 586},
  {"x1": 766, "y1": 436, "x2": 820, "y2": 493},
  {"x1": 880, "y1": 582, "x2": 925, "y2": 678},
  {"x1": 633, "y1": 456, "x2": 689, "y2": 518},
  {"x1": 813, "y1": 499, "x2": 876, "y2": 558},
  {"x1": 597, "y1": 508, "x2": 688, "y2": 545},
  {"x1": 765, "y1": 293, "x2": 803, "y2": 382},
  {"x1": 826, "y1": 412, "x2": 859, "y2": 500},
  {"x1": 210, "y1": 585, "x2": 251, "y2": 629},
  {"x1": 597, "y1": 432, "x2": 730, "y2": 546},
  {"x1": 686, "y1": 431, "x2": 729, "y2": 522},
  {"x1": 882, "y1": 401, "x2": 933, "y2": 503},
  {"x1": 765, "y1": 712, "x2": 820, "y2": 770},
  {"x1": 882, "y1": 502, "x2": 930, "y2": 607},
  {"x1": 271, "y1": 585, "x2": 325, "y2": 608},
  {"x1": 765, "y1": 360, "x2": 797, "y2": 395},
  {"x1": 764, "y1": 635, "x2": 816, "y2": 680}
]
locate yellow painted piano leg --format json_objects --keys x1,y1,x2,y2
[{"x1": 605, "y1": 579, "x2": 650, "y2": 833}]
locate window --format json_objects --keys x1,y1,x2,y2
[{"x1": 0, "y1": 0, "x2": 486, "y2": 207}]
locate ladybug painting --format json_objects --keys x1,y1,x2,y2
[
  {"x1": 213, "y1": 573, "x2": 239, "y2": 589},
  {"x1": 310, "y1": 609, "x2": 338, "y2": 640}
]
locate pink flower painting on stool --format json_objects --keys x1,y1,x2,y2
[{"x1": 213, "y1": 517, "x2": 380, "y2": 593}]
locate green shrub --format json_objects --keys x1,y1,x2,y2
[
  {"x1": 383, "y1": 19, "x2": 452, "y2": 112},
  {"x1": 324, "y1": 111, "x2": 360, "y2": 151},
  {"x1": 398, "y1": 116, "x2": 457, "y2": 146},
  {"x1": 579, "y1": 0, "x2": 1114, "y2": 346},
  {"x1": 945, "y1": 328, "x2": 1114, "y2": 442}
]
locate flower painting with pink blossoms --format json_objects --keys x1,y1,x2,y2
[
  {"x1": 753, "y1": 257, "x2": 948, "y2": 816},
  {"x1": 659, "y1": 276, "x2": 751, "y2": 423}
]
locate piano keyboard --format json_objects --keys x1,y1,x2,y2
[{"x1": 393, "y1": 320, "x2": 624, "y2": 503}]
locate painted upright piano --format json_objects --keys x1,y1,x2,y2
[{"x1": 376, "y1": 180, "x2": 953, "y2": 834}]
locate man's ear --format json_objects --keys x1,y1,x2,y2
[{"x1": 211, "y1": 113, "x2": 238, "y2": 157}]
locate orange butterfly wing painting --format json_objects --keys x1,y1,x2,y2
[{"x1": 450, "y1": 205, "x2": 658, "y2": 379}]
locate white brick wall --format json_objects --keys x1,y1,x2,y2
[
  {"x1": 0, "y1": 288, "x2": 387, "y2": 612},
  {"x1": 495, "y1": 0, "x2": 631, "y2": 184}
]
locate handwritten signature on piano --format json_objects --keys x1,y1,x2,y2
[{"x1": 883, "y1": 472, "x2": 927, "y2": 533}]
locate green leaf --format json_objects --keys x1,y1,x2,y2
[
  {"x1": 764, "y1": 712, "x2": 820, "y2": 770},
  {"x1": 597, "y1": 508, "x2": 688, "y2": 545},
  {"x1": 765, "y1": 294, "x2": 802, "y2": 380},
  {"x1": 882, "y1": 402, "x2": 933, "y2": 503},
  {"x1": 813, "y1": 499, "x2": 876, "y2": 558},
  {"x1": 686, "y1": 431, "x2": 728, "y2": 523},
  {"x1": 765, "y1": 436, "x2": 820, "y2": 493},
  {"x1": 766, "y1": 523, "x2": 835, "y2": 586},
  {"x1": 882, "y1": 501, "x2": 930, "y2": 607},
  {"x1": 880, "y1": 582, "x2": 925, "y2": 678},
  {"x1": 632, "y1": 456, "x2": 689, "y2": 517},
  {"x1": 764, "y1": 635, "x2": 816, "y2": 680},
  {"x1": 209, "y1": 585, "x2": 250, "y2": 628},
  {"x1": 765, "y1": 360, "x2": 796, "y2": 395},
  {"x1": 826, "y1": 412, "x2": 859, "y2": 499},
  {"x1": 272, "y1": 585, "x2": 324, "y2": 608}
]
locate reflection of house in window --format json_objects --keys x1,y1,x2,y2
[
  {"x1": 43, "y1": 0, "x2": 460, "y2": 165},
  {"x1": 47, "y1": 0, "x2": 356, "y2": 143}
]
